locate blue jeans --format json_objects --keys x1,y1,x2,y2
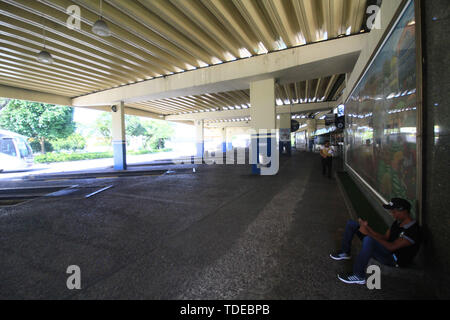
[{"x1": 342, "y1": 220, "x2": 396, "y2": 278}]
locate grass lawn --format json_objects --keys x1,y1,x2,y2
[{"x1": 34, "y1": 149, "x2": 171, "y2": 164}]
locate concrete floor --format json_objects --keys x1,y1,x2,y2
[{"x1": 0, "y1": 151, "x2": 428, "y2": 299}]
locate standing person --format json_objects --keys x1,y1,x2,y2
[
  {"x1": 320, "y1": 141, "x2": 334, "y2": 178},
  {"x1": 330, "y1": 198, "x2": 421, "y2": 284}
]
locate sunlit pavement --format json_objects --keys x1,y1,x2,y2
[{"x1": 0, "y1": 151, "x2": 191, "y2": 180}]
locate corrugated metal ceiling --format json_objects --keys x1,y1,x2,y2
[{"x1": 0, "y1": 0, "x2": 368, "y2": 115}]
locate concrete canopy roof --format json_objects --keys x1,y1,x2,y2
[
  {"x1": 127, "y1": 74, "x2": 345, "y2": 117},
  {"x1": 0, "y1": 0, "x2": 369, "y2": 118}
]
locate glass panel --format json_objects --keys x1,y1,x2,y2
[
  {"x1": 345, "y1": 2, "x2": 417, "y2": 217},
  {"x1": 15, "y1": 137, "x2": 31, "y2": 158},
  {"x1": 0, "y1": 138, "x2": 17, "y2": 157}
]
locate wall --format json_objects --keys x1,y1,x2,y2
[{"x1": 421, "y1": 0, "x2": 450, "y2": 299}]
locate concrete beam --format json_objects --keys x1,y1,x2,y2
[
  {"x1": 278, "y1": 101, "x2": 336, "y2": 114},
  {"x1": 72, "y1": 33, "x2": 367, "y2": 107},
  {"x1": 123, "y1": 107, "x2": 164, "y2": 120},
  {"x1": 165, "y1": 108, "x2": 250, "y2": 121},
  {"x1": 205, "y1": 122, "x2": 251, "y2": 128},
  {"x1": 166, "y1": 102, "x2": 337, "y2": 121},
  {"x1": 0, "y1": 84, "x2": 164, "y2": 121},
  {"x1": 0, "y1": 84, "x2": 72, "y2": 106},
  {"x1": 76, "y1": 105, "x2": 164, "y2": 120}
]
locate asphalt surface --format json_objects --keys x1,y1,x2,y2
[{"x1": 0, "y1": 151, "x2": 429, "y2": 299}]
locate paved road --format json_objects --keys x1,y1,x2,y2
[{"x1": 0, "y1": 151, "x2": 190, "y2": 180}]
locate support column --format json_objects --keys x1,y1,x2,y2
[
  {"x1": 306, "y1": 119, "x2": 317, "y2": 152},
  {"x1": 250, "y1": 78, "x2": 278, "y2": 175},
  {"x1": 112, "y1": 101, "x2": 126, "y2": 170},
  {"x1": 221, "y1": 127, "x2": 227, "y2": 153},
  {"x1": 195, "y1": 119, "x2": 204, "y2": 159},
  {"x1": 279, "y1": 113, "x2": 292, "y2": 156}
]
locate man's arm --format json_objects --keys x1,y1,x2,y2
[
  {"x1": 359, "y1": 222, "x2": 412, "y2": 252},
  {"x1": 359, "y1": 219, "x2": 389, "y2": 241},
  {"x1": 366, "y1": 229, "x2": 413, "y2": 252}
]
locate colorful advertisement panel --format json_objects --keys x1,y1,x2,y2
[{"x1": 345, "y1": 2, "x2": 418, "y2": 217}]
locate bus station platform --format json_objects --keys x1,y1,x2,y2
[{"x1": 0, "y1": 151, "x2": 430, "y2": 299}]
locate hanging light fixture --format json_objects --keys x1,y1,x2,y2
[
  {"x1": 37, "y1": 23, "x2": 54, "y2": 64},
  {"x1": 92, "y1": 0, "x2": 111, "y2": 37}
]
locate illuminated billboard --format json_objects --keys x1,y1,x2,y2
[{"x1": 345, "y1": 2, "x2": 418, "y2": 217}]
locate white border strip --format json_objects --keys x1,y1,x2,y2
[
  {"x1": 345, "y1": 163, "x2": 388, "y2": 205},
  {"x1": 344, "y1": 0, "x2": 413, "y2": 104}
]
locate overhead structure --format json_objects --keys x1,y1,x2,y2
[
  {"x1": 0, "y1": 0, "x2": 371, "y2": 119},
  {"x1": 122, "y1": 74, "x2": 345, "y2": 116}
]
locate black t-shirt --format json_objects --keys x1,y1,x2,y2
[{"x1": 388, "y1": 220, "x2": 421, "y2": 267}]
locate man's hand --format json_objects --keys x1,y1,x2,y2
[
  {"x1": 358, "y1": 218, "x2": 369, "y2": 235},
  {"x1": 358, "y1": 218, "x2": 368, "y2": 226}
]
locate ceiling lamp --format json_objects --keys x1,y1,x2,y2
[
  {"x1": 37, "y1": 50, "x2": 54, "y2": 64},
  {"x1": 37, "y1": 23, "x2": 53, "y2": 64},
  {"x1": 92, "y1": 0, "x2": 111, "y2": 37}
]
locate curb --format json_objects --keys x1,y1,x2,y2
[{"x1": 335, "y1": 171, "x2": 358, "y2": 221}]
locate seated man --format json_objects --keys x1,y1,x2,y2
[{"x1": 330, "y1": 198, "x2": 421, "y2": 284}]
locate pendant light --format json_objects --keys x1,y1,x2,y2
[
  {"x1": 37, "y1": 23, "x2": 54, "y2": 65},
  {"x1": 92, "y1": 0, "x2": 111, "y2": 37}
]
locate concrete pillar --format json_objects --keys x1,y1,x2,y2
[
  {"x1": 306, "y1": 119, "x2": 317, "y2": 152},
  {"x1": 279, "y1": 113, "x2": 292, "y2": 156},
  {"x1": 195, "y1": 119, "x2": 204, "y2": 158},
  {"x1": 112, "y1": 101, "x2": 126, "y2": 170},
  {"x1": 250, "y1": 78, "x2": 278, "y2": 175}
]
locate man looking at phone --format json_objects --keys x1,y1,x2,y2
[{"x1": 330, "y1": 198, "x2": 421, "y2": 284}]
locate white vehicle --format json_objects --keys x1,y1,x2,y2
[{"x1": 0, "y1": 129, "x2": 34, "y2": 172}]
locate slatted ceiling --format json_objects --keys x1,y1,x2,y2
[
  {"x1": 133, "y1": 75, "x2": 344, "y2": 116},
  {"x1": 0, "y1": 0, "x2": 369, "y2": 115},
  {"x1": 137, "y1": 0, "x2": 228, "y2": 62},
  {"x1": 1, "y1": 34, "x2": 129, "y2": 84},
  {"x1": 199, "y1": 93, "x2": 225, "y2": 108},
  {"x1": 169, "y1": 0, "x2": 241, "y2": 59},
  {"x1": 0, "y1": 11, "x2": 155, "y2": 87},
  {"x1": 323, "y1": 74, "x2": 337, "y2": 100},
  {"x1": 0, "y1": 21, "x2": 148, "y2": 82},
  {"x1": 0, "y1": 44, "x2": 121, "y2": 90},
  {"x1": 200, "y1": 0, "x2": 259, "y2": 55},
  {"x1": 74, "y1": 1, "x2": 196, "y2": 68},
  {"x1": 176, "y1": 96, "x2": 213, "y2": 111},
  {"x1": 2, "y1": 1, "x2": 163, "y2": 75},
  {"x1": 333, "y1": 81, "x2": 346, "y2": 101},
  {"x1": 0, "y1": 63, "x2": 94, "y2": 93},
  {"x1": 0, "y1": 75, "x2": 81, "y2": 96},
  {"x1": 105, "y1": 0, "x2": 210, "y2": 66}
]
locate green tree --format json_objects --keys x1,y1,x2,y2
[
  {"x1": 93, "y1": 114, "x2": 174, "y2": 150},
  {"x1": 94, "y1": 112, "x2": 112, "y2": 143},
  {"x1": 126, "y1": 116, "x2": 147, "y2": 137},
  {"x1": 0, "y1": 99, "x2": 75, "y2": 153},
  {"x1": 141, "y1": 119, "x2": 174, "y2": 150},
  {"x1": 52, "y1": 134, "x2": 87, "y2": 152}
]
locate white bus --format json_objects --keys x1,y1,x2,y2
[{"x1": 0, "y1": 129, "x2": 34, "y2": 172}]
